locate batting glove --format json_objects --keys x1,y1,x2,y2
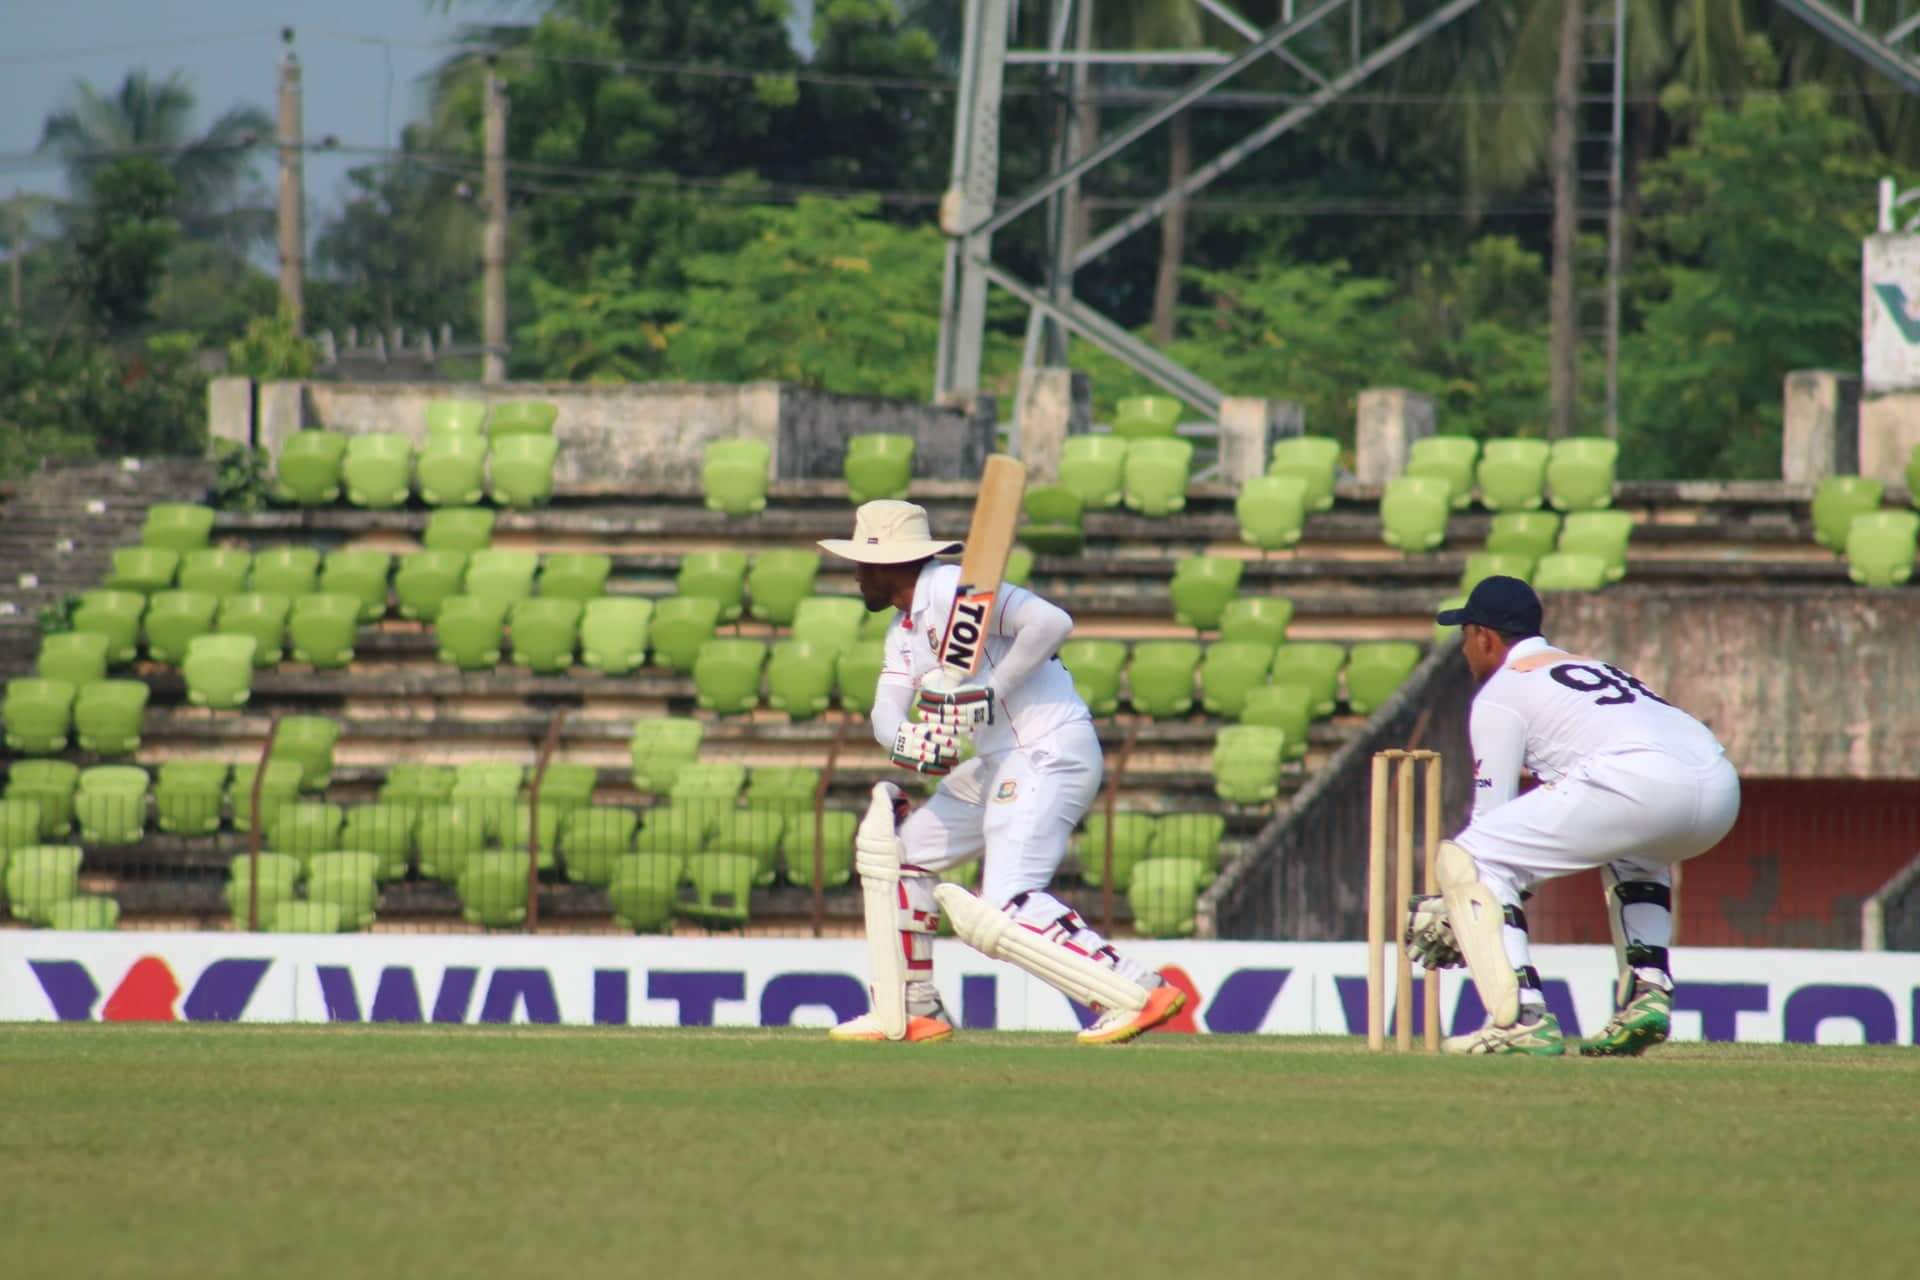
[
  {"x1": 1403, "y1": 894, "x2": 1464, "y2": 970},
  {"x1": 916, "y1": 671, "x2": 995, "y2": 730},
  {"x1": 891, "y1": 722, "x2": 960, "y2": 776}
]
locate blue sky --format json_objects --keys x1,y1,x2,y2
[{"x1": 1, "y1": 0, "x2": 813, "y2": 228}]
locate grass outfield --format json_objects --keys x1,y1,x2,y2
[{"x1": 3, "y1": 1029, "x2": 1916, "y2": 1280}]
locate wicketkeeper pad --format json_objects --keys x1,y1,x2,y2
[
  {"x1": 856, "y1": 782, "x2": 939, "y2": 1040},
  {"x1": 935, "y1": 883, "x2": 1147, "y2": 1014},
  {"x1": 1435, "y1": 840, "x2": 1520, "y2": 1028}
]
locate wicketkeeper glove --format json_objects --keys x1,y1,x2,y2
[
  {"x1": 916, "y1": 671, "x2": 995, "y2": 730},
  {"x1": 891, "y1": 722, "x2": 961, "y2": 776},
  {"x1": 1403, "y1": 894, "x2": 1465, "y2": 970}
]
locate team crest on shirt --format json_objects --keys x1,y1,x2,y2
[
  {"x1": 926, "y1": 624, "x2": 939, "y2": 650},
  {"x1": 993, "y1": 780, "x2": 1018, "y2": 803}
]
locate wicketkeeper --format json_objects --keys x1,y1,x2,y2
[
  {"x1": 1408, "y1": 576, "x2": 1741, "y2": 1056},
  {"x1": 817, "y1": 501, "x2": 1187, "y2": 1045}
]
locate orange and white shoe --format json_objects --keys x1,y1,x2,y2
[
  {"x1": 828, "y1": 1010, "x2": 955, "y2": 1043},
  {"x1": 1076, "y1": 983, "x2": 1187, "y2": 1046}
]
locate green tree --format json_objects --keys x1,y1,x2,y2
[{"x1": 65, "y1": 157, "x2": 179, "y2": 337}]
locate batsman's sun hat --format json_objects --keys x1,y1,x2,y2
[
  {"x1": 1436, "y1": 575, "x2": 1544, "y2": 636},
  {"x1": 818, "y1": 500, "x2": 963, "y2": 565}
]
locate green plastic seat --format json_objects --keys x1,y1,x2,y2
[
  {"x1": 0, "y1": 798, "x2": 44, "y2": 851},
  {"x1": 270, "y1": 901, "x2": 345, "y2": 934},
  {"x1": 676, "y1": 550, "x2": 749, "y2": 623},
  {"x1": 416, "y1": 435, "x2": 488, "y2": 507},
  {"x1": 1211, "y1": 725, "x2": 1287, "y2": 805},
  {"x1": 649, "y1": 596, "x2": 721, "y2": 673},
  {"x1": 701, "y1": 438, "x2": 772, "y2": 517},
  {"x1": 1345, "y1": 642, "x2": 1423, "y2": 714},
  {"x1": 1059, "y1": 639, "x2": 1126, "y2": 716},
  {"x1": 672, "y1": 761, "x2": 747, "y2": 800},
  {"x1": 844, "y1": 433, "x2": 915, "y2": 502},
  {"x1": 629, "y1": 718, "x2": 704, "y2": 793},
  {"x1": 142, "y1": 590, "x2": 219, "y2": 664},
  {"x1": 45, "y1": 894, "x2": 121, "y2": 931},
  {"x1": 1200, "y1": 642, "x2": 1274, "y2": 719},
  {"x1": 1845, "y1": 520, "x2": 1918, "y2": 587},
  {"x1": 1269, "y1": 642, "x2": 1345, "y2": 719},
  {"x1": 677, "y1": 851, "x2": 756, "y2": 929},
  {"x1": 1852, "y1": 509, "x2": 1920, "y2": 539},
  {"x1": 250, "y1": 546, "x2": 320, "y2": 598},
  {"x1": 1405, "y1": 436, "x2": 1480, "y2": 509},
  {"x1": 1127, "y1": 641, "x2": 1201, "y2": 718},
  {"x1": 214, "y1": 592, "x2": 290, "y2": 667},
  {"x1": 466, "y1": 549, "x2": 539, "y2": 606},
  {"x1": 1487, "y1": 512, "x2": 1562, "y2": 561},
  {"x1": 505, "y1": 801, "x2": 565, "y2": 872},
  {"x1": 452, "y1": 763, "x2": 524, "y2": 838},
  {"x1": 710, "y1": 808, "x2": 787, "y2": 887},
  {"x1": 340, "y1": 433, "x2": 413, "y2": 509},
  {"x1": 73, "y1": 680, "x2": 148, "y2": 755},
  {"x1": 1005, "y1": 545, "x2": 1034, "y2": 587},
  {"x1": 1236, "y1": 473, "x2": 1309, "y2": 552},
  {"x1": 338, "y1": 804, "x2": 417, "y2": 880},
  {"x1": 745, "y1": 550, "x2": 821, "y2": 626},
  {"x1": 1476, "y1": 439, "x2": 1550, "y2": 511},
  {"x1": 1129, "y1": 858, "x2": 1207, "y2": 937},
  {"x1": 533, "y1": 760, "x2": 599, "y2": 812},
  {"x1": 1058, "y1": 435, "x2": 1128, "y2": 510},
  {"x1": 1155, "y1": 813, "x2": 1228, "y2": 869},
  {"x1": 1532, "y1": 553, "x2": 1610, "y2": 592},
  {"x1": 1218, "y1": 597, "x2": 1293, "y2": 648},
  {"x1": 423, "y1": 507, "x2": 495, "y2": 553},
  {"x1": 270, "y1": 715, "x2": 341, "y2": 792},
  {"x1": 488, "y1": 434, "x2": 560, "y2": 508},
  {"x1": 320, "y1": 549, "x2": 393, "y2": 623},
  {"x1": 38, "y1": 631, "x2": 110, "y2": 685},
  {"x1": 140, "y1": 503, "x2": 215, "y2": 552},
  {"x1": 1460, "y1": 552, "x2": 1535, "y2": 594},
  {"x1": 834, "y1": 640, "x2": 886, "y2": 716},
  {"x1": 1123, "y1": 437, "x2": 1194, "y2": 516},
  {"x1": 182, "y1": 635, "x2": 257, "y2": 708},
  {"x1": 393, "y1": 551, "x2": 468, "y2": 623},
  {"x1": 106, "y1": 546, "x2": 178, "y2": 594},
  {"x1": 510, "y1": 596, "x2": 582, "y2": 672},
  {"x1": 177, "y1": 548, "x2": 252, "y2": 597},
  {"x1": 7, "y1": 846, "x2": 84, "y2": 924},
  {"x1": 71, "y1": 590, "x2": 145, "y2": 665},
  {"x1": 225, "y1": 852, "x2": 301, "y2": 927},
  {"x1": 579, "y1": 598, "x2": 653, "y2": 674},
  {"x1": 693, "y1": 638, "x2": 767, "y2": 715},
  {"x1": 1112, "y1": 395, "x2": 1182, "y2": 440},
  {"x1": 791, "y1": 596, "x2": 866, "y2": 659},
  {"x1": 308, "y1": 851, "x2": 381, "y2": 930},
  {"x1": 458, "y1": 853, "x2": 529, "y2": 929},
  {"x1": 425, "y1": 398, "x2": 487, "y2": 440},
  {"x1": 71, "y1": 767, "x2": 147, "y2": 845},
  {"x1": 1267, "y1": 436, "x2": 1340, "y2": 512},
  {"x1": 1240, "y1": 685, "x2": 1310, "y2": 761},
  {"x1": 608, "y1": 853, "x2": 684, "y2": 931},
  {"x1": 4, "y1": 678, "x2": 75, "y2": 754},
  {"x1": 635, "y1": 802, "x2": 715, "y2": 856},
  {"x1": 6, "y1": 761, "x2": 79, "y2": 839},
  {"x1": 1078, "y1": 812, "x2": 1157, "y2": 891},
  {"x1": 1907, "y1": 445, "x2": 1920, "y2": 506},
  {"x1": 1380, "y1": 475, "x2": 1452, "y2": 552},
  {"x1": 288, "y1": 594, "x2": 360, "y2": 668},
  {"x1": 537, "y1": 552, "x2": 611, "y2": 601},
  {"x1": 154, "y1": 761, "x2": 228, "y2": 837},
  {"x1": 414, "y1": 803, "x2": 491, "y2": 882},
  {"x1": 267, "y1": 801, "x2": 345, "y2": 870},
  {"x1": 561, "y1": 806, "x2": 641, "y2": 886},
  {"x1": 745, "y1": 767, "x2": 819, "y2": 832},
  {"x1": 487, "y1": 400, "x2": 558, "y2": 439},
  {"x1": 1547, "y1": 437, "x2": 1619, "y2": 512},
  {"x1": 380, "y1": 763, "x2": 457, "y2": 813},
  {"x1": 274, "y1": 430, "x2": 348, "y2": 506},
  {"x1": 780, "y1": 809, "x2": 855, "y2": 888},
  {"x1": 862, "y1": 607, "x2": 899, "y2": 640},
  {"x1": 1558, "y1": 511, "x2": 1634, "y2": 583},
  {"x1": 229, "y1": 759, "x2": 304, "y2": 833},
  {"x1": 1170, "y1": 555, "x2": 1244, "y2": 631},
  {"x1": 765, "y1": 640, "x2": 835, "y2": 721},
  {"x1": 1433, "y1": 594, "x2": 1466, "y2": 647},
  {"x1": 1021, "y1": 485, "x2": 1084, "y2": 556},
  {"x1": 1812, "y1": 476, "x2": 1886, "y2": 551}
]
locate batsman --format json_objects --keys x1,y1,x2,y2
[{"x1": 817, "y1": 474, "x2": 1187, "y2": 1046}]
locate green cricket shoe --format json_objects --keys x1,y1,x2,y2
[
  {"x1": 1580, "y1": 983, "x2": 1672, "y2": 1057},
  {"x1": 1443, "y1": 1011, "x2": 1566, "y2": 1056}
]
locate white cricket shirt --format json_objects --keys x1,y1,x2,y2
[{"x1": 1469, "y1": 635, "x2": 1726, "y2": 819}]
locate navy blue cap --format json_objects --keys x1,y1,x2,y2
[{"x1": 1436, "y1": 575, "x2": 1543, "y2": 635}]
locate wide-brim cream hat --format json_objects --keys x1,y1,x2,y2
[{"x1": 818, "y1": 500, "x2": 963, "y2": 565}]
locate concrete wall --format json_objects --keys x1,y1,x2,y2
[
  {"x1": 235, "y1": 380, "x2": 996, "y2": 492},
  {"x1": 1858, "y1": 390, "x2": 1920, "y2": 485},
  {"x1": 1549, "y1": 588, "x2": 1920, "y2": 779}
]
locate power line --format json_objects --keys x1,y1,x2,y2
[{"x1": 0, "y1": 29, "x2": 280, "y2": 68}]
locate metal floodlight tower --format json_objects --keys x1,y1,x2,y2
[{"x1": 934, "y1": 0, "x2": 1489, "y2": 422}]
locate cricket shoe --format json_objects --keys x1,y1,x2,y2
[
  {"x1": 1580, "y1": 982, "x2": 1671, "y2": 1058},
  {"x1": 828, "y1": 1002, "x2": 955, "y2": 1044},
  {"x1": 1443, "y1": 1010, "x2": 1566, "y2": 1057},
  {"x1": 1076, "y1": 982, "x2": 1187, "y2": 1046}
]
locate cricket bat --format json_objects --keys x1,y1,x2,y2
[{"x1": 934, "y1": 454, "x2": 1027, "y2": 679}]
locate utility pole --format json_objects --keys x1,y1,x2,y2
[
  {"x1": 482, "y1": 61, "x2": 508, "y2": 385},
  {"x1": 277, "y1": 28, "x2": 305, "y2": 334}
]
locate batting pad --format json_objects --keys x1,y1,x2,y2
[
  {"x1": 936, "y1": 884, "x2": 1147, "y2": 1013},
  {"x1": 1435, "y1": 840, "x2": 1520, "y2": 1028}
]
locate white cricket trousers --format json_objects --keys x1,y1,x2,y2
[
  {"x1": 1455, "y1": 751, "x2": 1741, "y2": 904},
  {"x1": 900, "y1": 721, "x2": 1103, "y2": 907}
]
